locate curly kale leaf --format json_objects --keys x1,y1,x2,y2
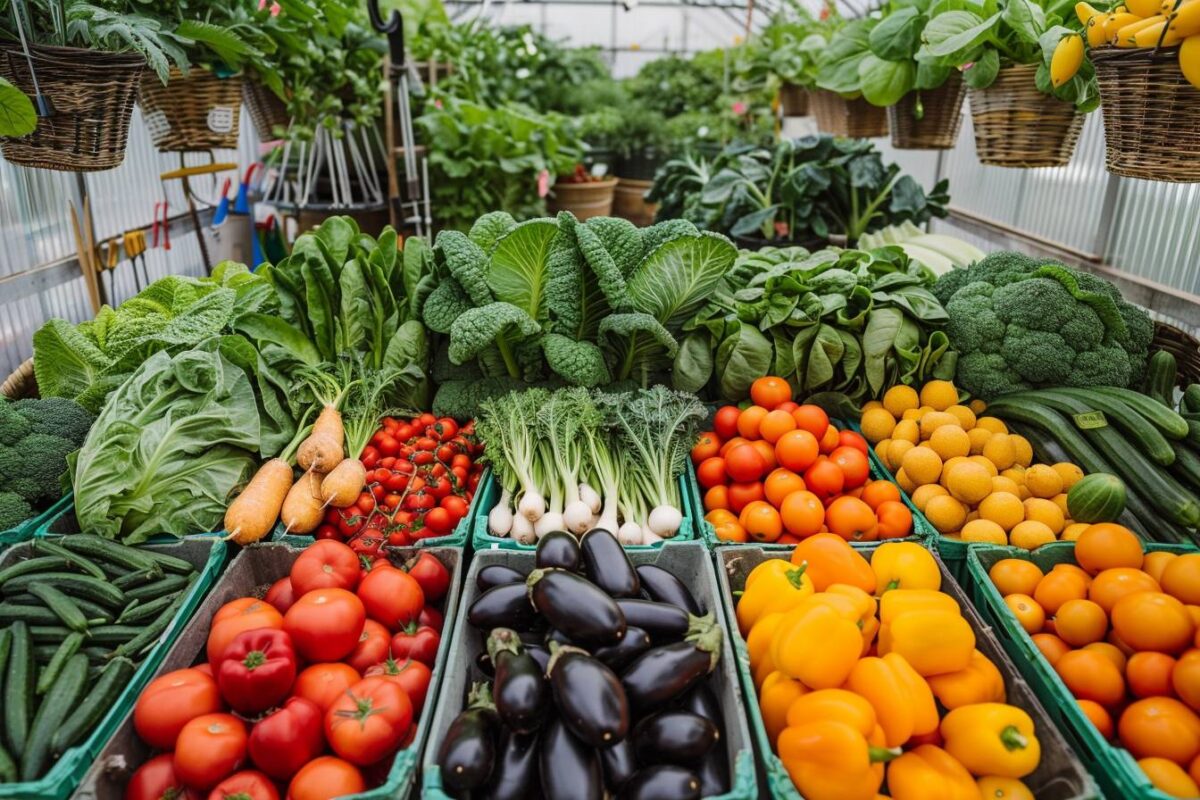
[
  {"x1": 423, "y1": 277, "x2": 474, "y2": 335},
  {"x1": 583, "y1": 216, "x2": 644, "y2": 278},
  {"x1": 436, "y1": 230, "x2": 494, "y2": 307},
  {"x1": 576, "y1": 221, "x2": 631, "y2": 312},
  {"x1": 469, "y1": 211, "x2": 518, "y2": 252},
  {"x1": 543, "y1": 333, "x2": 612, "y2": 387},
  {"x1": 448, "y1": 302, "x2": 542, "y2": 377}
]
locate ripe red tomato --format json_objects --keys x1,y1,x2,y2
[
  {"x1": 405, "y1": 551, "x2": 450, "y2": 603},
  {"x1": 173, "y1": 713, "x2": 247, "y2": 790},
  {"x1": 134, "y1": 668, "x2": 224, "y2": 750},
  {"x1": 691, "y1": 432, "x2": 722, "y2": 464},
  {"x1": 207, "y1": 599, "x2": 284, "y2": 665},
  {"x1": 206, "y1": 770, "x2": 278, "y2": 800},
  {"x1": 247, "y1": 697, "x2": 325, "y2": 782},
  {"x1": 423, "y1": 507, "x2": 453, "y2": 535},
  {"x1": 287, "y1": 757, "x2": 365, "y2": 800},
  {"x1": 125, "y1": 754, "x2": 199, "y2": 800},
  {"x1": 696, "y1": 457, "x2": 728, "y2": 489},
  {"x1": 357, "y1": 564, "x2": 425, "y2": 631},
  {"x1": 804, "y1": 457, "x2": 845, "y2": 500},
  {"x1": 292, "y1": 663, "x2": 361, "y2": 712},
  {"x1": 440, "y1": 495, "x2": 470, "y2": 520},
  {"x1": 838, "y1": 430, "x2": 870, "y2": 455},
  {"x1": 728, "y1": 481, "x2": 766, "y2": 514},
  {"x1": 390, "y1": 624, "x2": 440, "y2": 666},
  {"x1": 713, "y1": 406, "x2": 741, "y2": 440},
  {"x1": 792, "y1": 404, "x2": 830, "y2": 438},
  {"x1": 365, "y1": 658, "x2": 433, "y2": 714},
  {"x1": 290, "y1": 540, "x2": 361, "y2": 596},
  {"x1": 324, "y1": 677, "x2": 413, "y2": 766},
  {"x1": 830, "y1": 445, "x2": 871, "y2": 488},
  {"x1": 750, "y1": 376, "x2": 792, "y2": 410},
  {"x1": 263, "y1": 577, "x2": 297, "y2": 615},
  {"x1": 283, "y1": 588, "x2": 365, "y2": 662},
  {"x1": 345, "y1": 619, "x2": 393, "y2": 675},
  {"x1": 418, "y1": 605, "x2": 444, "y2": 633},
  {"x1": 725, "y1": 445, "x2": 767, "y2": 483}
]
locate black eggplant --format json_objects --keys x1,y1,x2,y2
[
  {"x1": 540, "y1": 717, "x2": 603, "y2": 800},
  {"x1": 526, "y1": 644, "x2": 551, "y2": 674},
  {"x1": 635, "y1": 565, "x2": 703, "y2": 615},
  {"x1": 437, "y1": 683, "x2": 499, "y2": 792},
  {"x1": 621, "y1": 623, "x2": 722, "y2": 712},
  {"x1": 489, "y1": 629, "x2": 547, "y2": 734},
  {"x1": 600, "y1": 738, "x2": 638, "y2": 791},
  {"x1": 479, "y1": 729, "x2": 540, "y2": 800},
  {"x1": 618, "y1": 765, "x2": 702, "y2": 800},
  {"x1": 536, "y1": 531, "x2": 580, "y2": 571},
  {"x1": 676, "y1": 682, "x2": 723, "y2": 730},
  {"x1": 615, "y1": 600, "x2": 706, "y2": 643},
  {"x1": 694, "y1": 745, "x2": 731, "y2": 796},
  {"x1": 632, "y1": 711, "x2": 718, "y2": 767},
  {"x1": 516, "y1": 628, "x2": 547, "y2": 645},
  {"x1": 474, "y1": 651, "x2": 495, "y2": 678},
  {"x1": 545, "y1": 628, "x2": 575, "y2": 647},
  {"x1": 593, "y1": 627, "x2": 653, "y2": 672},
  {"x1": 548, "y1": 644, "x2": 629, "y2": 747},
  {"x1": 469, "y1": 583, "x2": 539, "y2": 632},
  {"x1": 477, "y1": 564, "x2": 527, "y2": 592},
  {"x1": 527, "y1": 569, "x2": 625, "y2": 646},
  {"x1": 580, "y1": 529, "x2": 639, "y2": 597}
]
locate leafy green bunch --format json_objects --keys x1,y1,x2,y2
[
  {"x1": 733, "y1": 4, "x2": 842, "y2": 93},
  {"x1": 626, "y1": 53, "x2": 725, "y2": 119}
]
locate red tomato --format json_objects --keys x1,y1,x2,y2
[
  {"x1": 423, "y1": 507, "x2": 453, "y2": 535},
  {"x1": 173, "y1": 713, "x2": 247, "y2": 790},
  {"x1": 728, "y1": 481, "x2": 766, "y2": 514},
  {"x1": 346, "y1": 619, "x2": 393, "y2": 675},
  {"x1": 804, "y1": 457, "x2": 845, "y2": 500},
  {"x1": 324, "y1": 677, "x2": 413, "y2": 766},
  {"x1": 357, "y1": 564, "x2": 425, "y2": 631},
  {"x1": 830, "y1": 445, "x2": 871, "y2": 488},
  {"x1": 207, "y1": 770, "x2": 278, "y2": 800},
  {"x1": 440, "y1": 495, "x2": 470, "y2": 520},
  {"x1": 838, "y1": 430, "x2": 870, "y2": 454},
  {"x1": 750, "y1": 376, "x2": 792, "y2": 410},
  {"x1": 691, "y1": 433, "x2": 722, "y2": 464},
  {"x1": 263, "y1": 577, "x2": 297, "y2": 615},
  {"x1": 207, "y1": 599, "x2": 284, "y2": 665},
  {"x1": 713, "y1": 406, "x2": 741, "y2": 440},
  {"x1": 725, "y1": 445, "x2": 767, "y2": 483},
  {"x1": 134, "y1": 668, "x2": 224, "y2": 750},
  {"x1": 365, "y1": 657, "x2": 433, "y2": 714},
  {"x1": 695, "y1": 457, "x2": 728, "y2": 489},
  {"x1": 360, "y1": 446, "x2": 379, "y2": 470},
  {"x1": 387, "y1": 530, "x2": 413, "y2": 547},
  {"x1": 791, "y1": 404, "x2": 830, "y2": 438},
  {"x1": 434, "y1": 418, "x2": 459, "y2": 440},
  {"x1": 247, "y1": 697, "x2": 325, "y2": 782},
  {"x1": 125, "y1": 754, "x2": 199, "y2": 800},
  {"x1": 283, "y1": 588, "x2": 365, "y2": 662},
  {"x1": 290, "y1": 540, "x2": 361, "y2": 596},
  {"x1": 418, "y1": 606, "x2": 444, "y2": 633},
  {"x1": 405, "y1": 551, "x2": 450, "y2": 603},
  {"x1": 390, "y1": 624, "x2": 440, "y2": 666},
  {"x1": 292, "y1": 663, "x2": 361, "y2": 712},
  {"x1": 776, "y1": 401, "x2": 799, "y2": 413},
  {"x1": 286, "y1": 757, "x2": 365, "y2": 800}
]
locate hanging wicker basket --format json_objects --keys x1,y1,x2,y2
[
  {"x1": 0, "y1": 359, "x2": 37, "y2": 400},
  {"x1": 779, "y1": 83, "x2": 809, "y2": 116},
  {"x1": 547, "y1": 178, "x2": 619, "y2": 221},
  {"x1": 1153, "y1": 320, "x2": 1200, "y2": 388},
  {"x1": 807, "y1": 89, "x2": 889, "y2": 138},
  {"x1": 968, "y1": 64, "x2": 1084, "y2": 168},
  {"x1": 139, "y1": 68, "x2": 242, "y2": 152},
  {"x1": 889, "y1": 75, "x2": 967, "y2": 150},
  {"x1": 0, "y1": 42, "x2": 143, "y2": 172},
  {"x1": 1092, "y1": 47, "x2": 1200, "y2": 183},
  {"x1": 243, "y1": 80, "x2": 289, "y2": 142}
]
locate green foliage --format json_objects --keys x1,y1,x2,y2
[
  {"x1": 0, "y1": 491, "x2": 31, "y2": 531},
  {"x1": 0, "y1": 77, "x2": 35, "y2": 138},
  {"x1": 0, "y1": 433, "x2": 77, "y2": 506},
  {"x1": 733, "y1": 7, "x2": 841, "y2": 92},
  {"x1": 10, "y1": 397, "x2": 94, "y2": 446}
]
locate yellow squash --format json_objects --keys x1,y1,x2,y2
[
  {"x1": 941, "y1": 703, "x2": 1041, "y2": 779},
  {"x1": 1087, "y1": 13, "x2": 1113, "y2": 45},
  {"x1": 1183, "y1": 35, "x2": 1200, "y2": 89},
  {"x1": 1076, "y1": 0, "x2": 1103, "y2": 23},
  {"x1": 1128, "y1": 0, "x2": 1165, "y2": 15},
  {"x1": 1169, "y1": 0, "x2": 1200, "y2": 35},
  {"x1": 1051, "y1": 34, "x2": 1085, "y2": 86}
]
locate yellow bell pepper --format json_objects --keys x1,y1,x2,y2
[
  {"x1": 760, "y1": 673, "x2": 808, "y2": 747},
  {"x1": 880, "y1": 589, "x2": 959, "y2": 624},
  {"x1": 747, "y1": 612, "x2": 785, "y2": 674},
  {"x1": 825, "y1": 584, "x2": 879, "y2": 653},
  {"x1": 846, "y1": 653, "x2": 939, "y2": 747},
  {"x1": 771, "y1": 601, "x2": 863, "y2": 689},
  {"x1": 737, "y1": 560, "x2": 814, "y2": 634},
  {"x1": 784, "y1": 688, "x2": 878, "y2": 733},
  {"x1": 976, "y1": 777, "x2": 1034, "y2": 800},
  {"x1": 927, "y1": 650, "x2": 1007, "y2": 710},
  {"x1": 878, "y1": 609, "x2": 974, "y2": 677},
  {"x1": 888, "y1": 744, "x2": 983, "y2": 800},
  {"x1": 871, "y1": 542, "x2": 941, "y2": 594},
  {"x1": 941, "y1": 703, "x2": 1040, "y2": 779},
  {"x1": 777, "y1": 719, "x2": 896, "y2": 800}
]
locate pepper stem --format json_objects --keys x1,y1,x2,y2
[
  {"x1": 869, "y1": 745, "x2": 902, "y2": 763},
  {"x1": 786, "y1": 563, "x2": 808, "y2": 589},
  {"x1": 242, "y1": 650, "x2": 266, "y2": 669},
  {"x1": 1000, "y1": 724, "x2": 1028, "y2": 751}
]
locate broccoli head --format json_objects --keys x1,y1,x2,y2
[
  {"x1": 0, "y1": 433, "x2": 76, "y2": 505},
  {"x1": 11, "y1": 397, "x2": 94, "y2": 446},
  {"x1": 945, "y1": 283, "x2": 1004, "y2": 355},
  {"x1": 0, "y1": 402, "x2": 32, "y2": 446},
  {"x1": 0, "y1": 491, "x2": 32, "y2": 531},
  {"x1": 955, "y1": 352, "x2": 1031, "y2": 399}
]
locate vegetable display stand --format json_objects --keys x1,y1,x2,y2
[
  {"x1": 72, "y1": 541, "x2": 463, "y2": 800},
  {"x1": 966, "y1": 542, "x2": 1197, "y2": 800},
  {"x1": 779, "y1": 83, "x2": 809, "y2": 117},
  {"x1": 471, "y1": 470, "x2": 697, "y2": 551},
  {"x1": 1153, "y1": 320, "x2": 1200, "y2": 387},
  {"x1": 243, "y1": 80, "x2": 289, "y2": 142},
  {"x1": 806, "y1": 89, "x2": 889, "y2": 139},
  {"x1": 419, "y1": 541, "x2": 758, "y2": 799},
  {"x1": 612, "y1": 177, "x2": 657, "y2": 226},
  {"x1": 0, "y1": 43, "x2": 144, "y2": 172},
  {"x1": 968, "y1": 64, "x2": 1084, "y2": 168},
  {"x1": 546, "y1": 177, "x2": 619, "y2": 221},
  {"x1": 888, "y1": 75, "x2": 967, "y2": 150},
  {"x1": 138, "y1": 68, "x2": 242, "y2": 152},
  {"x1": 715, "y1": 544, "x2": 1099, "y2": 800},
  {"x1": 0, "y1": 536, "x2": 225, "y2": 800},
  {"x1": 1093, "y1": 48, "x2": 1200, "y2": 183}
]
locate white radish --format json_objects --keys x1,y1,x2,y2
[
  {"x1": 534, "y1": 511, "x2": 564, "y2": 539},
  {"x1": 641, "y1": 527, "x2": 664, "y2": 546},
  {"x1": 280, "y1": 472, "x2": 325, "y2": 534},
  {"x1": 617, "y1": 521, "x2": 643, "y2": 546},
  {"x1": 518, "y1": 491, "x2": 546, "y2": 523},
  {"x1": 563, "y1": 500, "x2": 593, "y2": 536},
  {"x1": 596, "y1": 494, "x2": 620, "y2": 534},
  {"x1": 511, "y1": 513, "x2": 537, "y2": 545},
  {"x1": 225, "y1": 458, "x2": 294, "y2": 545},
  {"x1": 489, "y1": 488, "x2": 514, "y2": 536},
  {"x1": 320, "y1": 459, "x2": 366, "y2": 508},
  {"x1": 647, "y1": 505, "x2": 683, "y2": 539},
  {"x1": 579, "y1": 483, "x2": 602, "y2": 515}
]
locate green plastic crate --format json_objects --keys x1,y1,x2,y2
[
  {"x1": 967, "y1": 541, "x2": 1199, "y2": 800},
  {"x1": 0, "y1": 535, "x2": 226, "y2": 800},
  {"x1": 73, "y1": 541, "x2": 464, "y2": 800},
  {"x1": 470, "y1": 470, "x2": 697, "y2": 551},
  {"x1": 712, "y1": 544, "x2": 1099, "y2": 800},
  {"x1": 421, "y1": 541, "x2": 758, "y2": 799}
]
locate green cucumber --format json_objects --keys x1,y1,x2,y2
[
  {"x1": 112, "y1": 585, "x2": 190, "y2": 659},
  {"x1": 0, "y1": 606, "x2": 62, "y2": 627},
  {"x1": 0, "y1": 629, "x2": 10, "y2": 686},
  {"x1": 28, "y1": 627, "x2": 74, "y2": 644},
  {"x1": 1184, "y1": 384, "x2": 1200, "y2": 414},
  {"x1": 27, "y1": 585, "x2": 88, "y2": 634},
  {"x1": 58, "y1": 536, "x2": 162, "y2": 577},
  {"x1": 112, "y1": 570, "x2": 158, "y2": 590},
  {"x1": 1146, "y1": 350, "x2": 1178, "y2": 406},
  {"x1": 141, "y1": 549, "x2": 196, "y2": 575},
  {"x1": 1, "y1": 573, "x2": 124, "y2": 608},
  {"x1": 49, "y1": 656, "x2": 134, "y2": 756},
  {"x1": 0, "y1": 741, "x2": 13, "y2": 783},
  {"x1": 11, "y1": 595, "x2": 114, "y2": 624},
  {"x1": 124, "y1": 573, "x2": 194, "y2": 603},
  {"x1": 0, "y1": 558, "x2": 67, "y2": 586},
  {"x1": 35, "y1": 632, "x2": 84, "y2": 695},
  {"x1": 116, "y1": 593, "x2": 179, "y2": 624},
  {"x1": 1188, "y1": 419, "x2": 1200, "y2": 448},
  {"x1": 1094, "y1": 387, "x2": 1191, "y2": 439},
  {"x1": 30, "y1": 540, "x2": 105, "y2": 580},
  {"x1": 4, "y1": 622, "x2": 33, "y2": 758},
  {"x1": 19, "y1": 653, "x2": 86, "y2": 780},
  {"x1": 1044, "y1": 388, "x2": 1175, "y2": 466},
  {"x1": 1171, "y1": 444, "x2": 1200, "y2": 495},
  {"x1": 85, "y1": 626, "x2": 143, "y2": 646}
]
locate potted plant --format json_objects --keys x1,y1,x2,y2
[
  {"x1": 547, "y1": 163, "x2": 619, "y2": 220},
  {"x1": 812, "y1": 18, "x2": 892, "y2": 137},
  {"x1": 736, "y1": 5, "x2": 841, "y2": 116},
  {"x1": 917, "y1": 0, "x2": 1098, "y2": 167}
]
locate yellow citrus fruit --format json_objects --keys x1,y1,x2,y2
[
  {"x1": 966, "y1": 510, "x2": 980, "y2": 523},
  {"x1": 910, "y1": 483, "x2": 949, "y2": 512},
  {"x1": 902, "y1": 408, "x2": 923, "y2": 422},
  {"x1": 892, "y1": 419, "x2": 920, "y2": 445},
  {"x1": 1024, "y1": 497, "x2": 1066, "y2": 535},
  {"x1": 1062, "y1": 522, "x2": 1089, "y2": 541},
  {"x1": 976, "y1": 417, "x2": 1009, "y2": 436},
  {"x1": 1001, "y1": 466, "x2": 1026, "y2": 485},
  {"x1": 941, "y1": 457, "x2": 969, "y2": 486},
  {"x1": 1052, "y1": 493, "x2": 1071, "y2": 519},
  {"x1": 883, "y1": 385, "x2": 920, "y2": 418},
  {"x1": 1011, "y1": 435, "x2": 1034, "y2": 467},
  {"x1": 874, "y1": 439, "x2": 890, "y2": 464},
  {"x1": 902, "y1": 446, "x2": 944, "y2": 486},
  {"x1": 1010, "y1": 520, "x2": 1057, "y2": 550},
  {"x1": 961, "y1": 519, "x2": 1008, "y2": 544},
  {"x1": 925, "y1": 495, "x2": 968, "y2": 534},
  {"x1": 946, "y1": 461, "x2": 993, "y2": 505},
  {"x1": 929, "y1": 426, "x2": 971, "y2": 460},
  {"x1": 895, "y1": 468, "x2": 916, "y2": 495},
  {"x1": 860, "y1": 407, "x2": 897, "y2": 444},
  {"x1": 1025, "y1": 464, "x2": 1065, "y2": 499},
  {"x1": 968, "y1": 427, "x2": 993, "y2": 455},
  {"x1": 862, "y1": 400, "x2": 884, "y2": 413},
  {"x1": 969, "y1": 455, "x2": 1000, "y2": 478},
  {"x1": 887, "y1": 439, "x2": 915, "y2": 472},
  {"x1": 980, "y1": 491, "x2": 1025, "y2": 531},
  {"x1": 992, "y1": 476, "x2": 1022, "y2": 496},
  {"x1": 982, "y1": 434, "x2": 1018, "y2": 470},
  {"x1": 919, "y1": 411, "x2": 960, "y2": 441},
  {"x1": 1053, "y1": 462, "x2": 1085, "y2": 490},
  {"x1": 945, "y1": 404, "x2": 977, "y2": 430},
  {"x1": 919, "y1": 380, "x2": 958, "y2": 412},
  {"x1": 968, "y1": 399, "x2": 988, "y2": 415}
]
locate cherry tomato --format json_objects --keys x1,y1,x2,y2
[
  {"x1": 451, "y1": 454, "x2": 472, "y2": 471},
  {"x1": 725, "y1": 445, "x2": 767, "y2": 483},
  {"x1": 376, "y1": 434, "x2": 399, "y2": 457},
  {"x1": 713, "y1": 405, "x2": 741, "y2": 440},
  {"x1": 691, "y1": 433, "x2": 722, "y2": 464},
  {"x1": 440, "y1": 495, "x2": 470, "y2": 520},
  {"x1": 838, "y1": 430, "x2": 870, "y2": 455},
  {"x1": 387, "y1": 530, "x2": 413, "y2": 547},
  {"x1": 424, "y1": 507, "x2": 453, "y2": 535},
  {"x1": 696, "y1": 457, "x2": 728, "y2": 489},
  {"x1": 412, "y1": 451, "x2": 435, "y2": 466},
  {"x1": 360, "y1": 446, "x2": 379, "y2": 470},
  {"x1": 434, "y1": 418, "x2": 459, "y2": 440}
]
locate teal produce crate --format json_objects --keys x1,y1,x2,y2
[
  {"x1": 713, "y1": 544, "x2": 1098, "y2": 800},
  {"x1": 0, "y1": 535, "x2": 226, "y2": 800},
  {"x1": 0, "y1": 494, "x2": 73, "y2": 549},
  {"x1": 421, "y1": 540, "x2": 758, "y2": 799},
  {"x1": 967, "y1": 542, "x2": 1198, "y2": 800},
  {"x1": 471, "y1": 470, "x2": 697, "y2": 550},
  {"x1": 72, "y1": 541, "x2": 464, "y2": 800}
]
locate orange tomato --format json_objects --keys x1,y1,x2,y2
[
  {"x1": 1192, "y1": 753, "x2": 1200, "y2": 788},
  {"x1": 704, "y1": 485, "x2": 730, "y2": 511},
  {"x1": 728, "y1": 481, "x2": 765, "y2": 513},
  {"x1": 838, "y1": 430, "x2": 869, "y2": 455},
  {"x1": 751, "y1": 439, "x2": 778, "y2": 472},
  {"x1": 1162, "y1": 555, "x2": 1200, "y2": 606},
  {"x1": 1144, "y1": 551, "x2": 1179, "y2": 584},
  {"x1": 1034, "y1": 569, "x2": 1089, "y2": 616},
  {"x1": 860, "y1": 480, "x2": 901, "y2": 510},
  {"x1": 1056, "y1": 598, "x2": 1109, "y2": 647},
  {"x1": 825, "y1": 496, "x2": 878, "y2": 542},
  {"x1": 1005, "y1": 594, "x2": 1046, "y2": 634},
  {"x1": 1076, "y1": 522, "x2": 1144, "y2": 574},
  {"x1": 759, "y1": 410, "x2": 797, "y2": 443},
  {"x1": 775, "y1": 430, "x2": 820, "y2": 473},
  {"x1": 1057, "y1": 649, "x2": 1126, "y2": 707},
  {"x1": 1053, "y1": 563, "x2": 1095, "y2": 588},
  {"x1": 737, "y1": 406, "x2": 769, "y2": 440},
  {"x1": 704, "y1": 509, "x2": 737, "y2": 527},
  {"x1": 1139, "y1": 758, "x2": 1200, "y2": 797},
  {"x1": 791, "y1": 405, "x2": 830, "y2": 438},
  {"x1": 1128, "y1": 652, "x2": 1179, "y2": 699},
  {"x1": 1119, "y1": 697, "x2": 1200, "y2": 764},
  {"x1": 875, "y1": 501, "x2": 913, "y2": 540},
  {"x1": 740, "y1": 501, "x2": 783, "y2": 543},
  {"x1": 1031, "y1": 633, "x2": 1071, "y2": 666},
  {"x1": 713, "y1": 520, "x2": 748, "y2": 543},
  {"x1": 1112, "y1": 592, "x2": 1195, "y2": 655},
  {"x1": 780, "y1": 490, "x2": 825, "y2": 539},
  {"x1": 720, "y1": 437, "x2": 749, "y2": 458},
  {"x1": 691, "y1": 432, "x2": 721, "y2": 464},
  {"x1": 804, "y1": 458, "x2": 845, "y2": 501},
  {"x1": 1089, "y1": 568, "x2": 1161, "y2": 614},
  {"x1": 777, "y1": 401, "x2": 799, "y2": 414},
  {"x1": 750, "y1": 377, "x2": 792, "y2": 410},
  {"x1": 764, "y1": 468, "x2": 806, "y2": 508},
  {"x1": 1085, "y1": 641, "x2": 1128, "y2": 673},
  {"x1": 695, "y1": 456, "x2": 727, "y2": 489},
  {"x1": 713, "y1": 405, "x2": 741, "y2": 440},
  {"x1": 818, "y1": 424, "x2": 840, "y2": 454},
  {"x1": 1077, "y1": 699, "x2": 1115, "y2": 739},
  {"x1": 830, "y1": 446, "x2": 870, "y2": 489},
  {"x1": 725, "y1": 445, "x2": 767, "y2": 483},
  {"x1": 1173, "y1": 650, "x2": 1200, "y2": 711},
  {"x1": 990, "y1": 559, "x2": 1045, "y2": 598}
]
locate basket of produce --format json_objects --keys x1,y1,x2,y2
[
  {"x1": 242, "y1": 80, "x2": 289, "y2": 142},
  {"x1": 779, "y1": 83, "x2": 809, "y2": 116},
  {"x1": 0, "y1": 535, "x2": 225, "y2": 799},
  {"x1": 0, "y1": 43, "x2": 144, "y2": 172},
  {"x1": 421, "y1": 533, "x2": 757, "y2": 799},
  {"x1": 889, "y1": 75, "x2": 968, "y2": 150},
  {"x1": 969, "y1": 64, "x2": 1085, "y2": 167},
  {"x1": 806, "y1": 89, "x2": 889, "y2": 138},
  {"x1": 968, "y1": 533, "x2": 1200, "y2": 798},
  {"x1": 1152, "y1": 321, "x2": 1200, "y2": 388},
  {"x1": 72, "y1": 540, "x2": 462, "y2": 800},
  {"x1": 715, "y1": 540, "x2": 1098, "y2": 799},
  {"x1": 547, "y1": 169, "x2": 619, "y2": 221},
  {"x1": 138, "y1": 68, "x2": 242, "y2": 152}
]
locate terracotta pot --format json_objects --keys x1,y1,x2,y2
[
  {"x1": 612, "y1": 178, "x2": 657, "y2": 226},
  {"x1": 547, "y1": 178, "x2": 619, "y2": 221}
]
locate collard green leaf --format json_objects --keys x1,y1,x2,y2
[
  {"x1": 918, "y1": 11, "x2": 997, "y2": 64},
  {"x1": 576, "y1": 221, "x2": 631, "y2": 312},
  {"x1": 805, "y1": 324, "x2": 846, "y2": 389},
  {"x1": 0, "y1": 77, "x2": 35, "y2": 138},
  {"x1": 863, "y1": 307, "x2": 905, "y2": 395},
  {"x1": 626, "y1": 232, "x2": 737, "y2": 331},
  {"x1": 1002, "y1": 0, "x2": 1048, "y2": 44},
  {"x1": 716, "y1": 323, "x2": 773, "y2": 401},
  {"x1": 870, "y1": 8, "x2": 926, "y2": 60},
  {"x1": 962, "y1": 48, "x2": 1001, "y2": 88},
  {"x1": 488, "y1": 218, "x2": 558, "y2": 322},
  {"x1": 672, "y1": 331, "x2": 714, "y2": 394}
]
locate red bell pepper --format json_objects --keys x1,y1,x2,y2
[
  {"x1": 216, "y1": 629, "x2": 297, "y2": 714},
  {"x1": 247, "y1": 697, "x2": 325, "y2": 781}
]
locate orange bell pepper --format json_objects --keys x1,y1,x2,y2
[
  {"x1": 737, "y1": 560, "x2": 814, "y2": 634},
  {"x1": 879, "y1": 589, "x2": 959, "y2": 624},
  {"x1": 771, "y1": 600, "x2": 864, "y2": 689},
  {"x1": 761, "y1": 673, "x2": 808, "y2": 746},
  {"x1": 940, "y1": 703, "x2": 1041, "y2": 779},
  {"x1": 846, "y1": 653, "x2": 939, "y2": 747},
  {"x1": 790, "y1": 533, "x2": 876, "y2": 593},
  {"x1": 747, "y1": 612, "x2": 785, "y2": 677},
  {"x1": 887, "y1": 744, "x2": 983, "y2": 800},
  {"x1": 784, "y1": 688, "x2": 878, "y2": 733},
  {"x1": 778, "y1": 719, "x2": 897, "y2": 800},
  {"x1": 878, "y1": 609, "x2": 975, "y2": 677},
  {"x1": 926, "y1": 650, "x2": 1007, "y2": 710},
  {"x1": 871, "y1": 542, "x2": 941, "y2": 594}
]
